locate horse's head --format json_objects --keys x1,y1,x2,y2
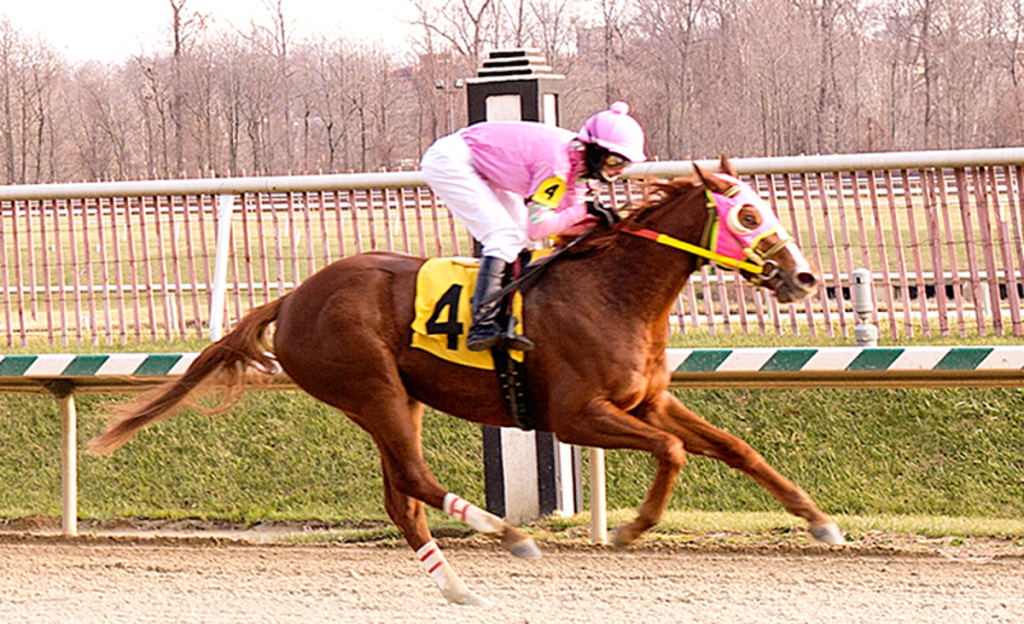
[{"x1": 693, "y1": 158, "x2": 818, "y2": 304}]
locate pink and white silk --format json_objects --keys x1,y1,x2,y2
[
  {"x1": 419, "y1": 122, "x2": 593, "y2": 261},
  {"x1": 707, "y1": 173, "x2": 790, "y2": 265}
]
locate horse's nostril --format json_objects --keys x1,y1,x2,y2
[{"x1": 797, "y1": 272, "x2": 817, "y2": 288}]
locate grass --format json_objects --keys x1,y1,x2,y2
[{"x1": 2, "y1": 382, "x2": 1024, "y2": 536}]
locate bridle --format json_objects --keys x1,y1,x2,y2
[{"x1": 621, "y1": 180, "x2": 795, "y2": 287}]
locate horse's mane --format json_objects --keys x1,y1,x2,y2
[{"x1": 555, "y1": 176, "x2": 703, "y2": 255}]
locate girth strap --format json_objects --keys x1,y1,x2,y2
[{"x1": 491, "y1": 346, "x2": 535, "y2": 430}]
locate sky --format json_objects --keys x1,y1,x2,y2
[{"x1": 2, "y1": 0, "x2": 418, "y2": 63}]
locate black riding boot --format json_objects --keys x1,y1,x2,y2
[{"x1": 466, "y1": 256, "x2": 535, "y2": 352}]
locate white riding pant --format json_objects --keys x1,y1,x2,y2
[{"x1": 420, "y1": 132, "x2": 529, "y2": 263}]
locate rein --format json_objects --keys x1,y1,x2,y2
[
  {"x1": 621, "y1": 227, "x2": 765, "y2": 274},
  {"x1": 479, "y1": 225, "x2": 599, "y2": 306},
  {"x1": 485, "y1": 178, "x2": 793, "y2": 302}
]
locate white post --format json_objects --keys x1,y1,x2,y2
[
  {"x1": 852, "y1": 268, "x2": 878, "y2": 347},
  {"x1": 588, "y1": 447, "x2": 607, "y2": 544},
  {"x1": 979, "y1": 282, "x2": 991, "y2": 319},
  {"x1": 58, "y1": 391, "x2": 78, "y2": 537},
  {"x1": 209, "y1": 194, "x2": 234, "y2": 341}
]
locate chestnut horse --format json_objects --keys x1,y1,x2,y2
[{"x1": 91, "y1": 159, "x2": 844, "y2": 606}]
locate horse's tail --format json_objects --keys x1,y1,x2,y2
[{"x1": 89, "y1": 297, "x2": 285, "y2": 455}]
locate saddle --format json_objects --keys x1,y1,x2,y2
[{"x1": 411, "y1": 227, "x2": 597, "y2": 430}]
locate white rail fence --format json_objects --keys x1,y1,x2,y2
[{"x1": 2, "y1": 148, "x2": 1024, "y2": 346}]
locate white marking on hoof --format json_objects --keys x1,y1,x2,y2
[
  {"x1": 444, "y1": 588, "x2": 491, "y2": 607},
  {"x1": 443, "y1": 493, "x2": 504, "y2": 534},
  {"x1": 810, "y1": 523, "x2": 846, "y2": 545}
]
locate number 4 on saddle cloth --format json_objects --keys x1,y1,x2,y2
[{"x1": 411, "y1": 250, "x2": 550, "y2": 430}]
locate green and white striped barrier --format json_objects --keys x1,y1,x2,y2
[
  {"x1": 667, "y1": 346, "x2": 1024, "y2": 389},
  {"x1": 0, "y1": 353, "x2": 200, "y2": 394},
  {"x1": 3, "y1": 346, "x2": 1024, "y2": 394},
  {"x1": 0, "y1": 353, "x2": 295, "y2": 394},
  {"x1": 0, "y1": 353, "x2": 198, "y2": 377}
]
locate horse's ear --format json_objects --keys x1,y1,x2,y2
[
  {"x1": 718, "y1": 154, "x2": 737, "y2": 177},
  {"x1": 693, "y1": 161, "x2": 731, "y2": 193}
]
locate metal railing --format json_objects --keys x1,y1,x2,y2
[{"x1": 2, "y1": 148, "x2": 1023, "y2": 347}]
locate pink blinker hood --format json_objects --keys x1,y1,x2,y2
[{"x1": 706, "y1": 173, "x2": 789, "y2": 267}]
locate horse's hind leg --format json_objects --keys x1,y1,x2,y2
[
  {"x1": 378, "y1": 451, "x2": 488, "y2": 606},
  {"x1": 367, "y1": 397, "x2": 541, "y2": 555},
  {"x1": 649, "y1": 393, "x2": 845, "y2": 544},
  {"x1": 362, "y1": 396, "x2": 541, "y2": 604}
]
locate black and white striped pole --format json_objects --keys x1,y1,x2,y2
[{"x1": 464, "y1": 49, "x2": 583, "y2": 524}]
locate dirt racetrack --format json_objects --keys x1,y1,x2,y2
[{"x1": 1, "y1": 533, "x2": 1022, "y2": 624}]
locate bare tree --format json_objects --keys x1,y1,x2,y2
[
  {"x1": 69, "y1": 64, "x2": 138, "y2": 180},
  {"x1": 4, "y1": 0, "x2": 1024, "y2": 183},
  {"x1": 182, "y1": 40, "x2": 218, "y2": 174},
  {"x1": 990, "y1": 0, "x2": 1024, "y2": 144},
  {"x1": 130, "y1": 55, "x2": 173, "y2": 177},
  {"x1": 19, "y1": 42, "x2": 62, "y2": 183},
  {"x1": 410, "y1": 0, "x2": 495, "y2": 67},
  {"x1": 258, "y1": 0, "x2": 295, "y2": 170},
  {"x1": 0, "y1": 17, "x2": 19, "y2": 183},
  {"x1": 633, "y1": 0, "x2": 708, "y2": 159},
  {"x1": 596, "y1": 0, "x2": 632, "y2": 105},
  {"x1": 528, "y1": 0, "x2": 581, "y2": 73},
  {"x1": 168, "y1": 0, "x2": 209, "y2": 175},
  {"x1": 308, "y1": 36, "x2": 351, "y2": 172}
]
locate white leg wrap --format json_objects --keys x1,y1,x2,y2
[
  {"x1": 443, "y1": 493, "x2": 504, "y2": 535},
  {"x1": 415, "y1": 541, "x2": 483, "y2": 605}
]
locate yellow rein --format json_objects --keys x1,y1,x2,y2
[{"x1": 621, "y1": 227, "x2": 766, "y2": 274}]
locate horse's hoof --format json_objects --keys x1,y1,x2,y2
[
  {"x1": 445, "y1": 589, "x2": 491, "y2": 607},
  {"x1": 810, "y1": 523, "x2": 846, "y2": 545},
  {"x1": 508, "y1": 537, "x2": 542, "y2": 560},
  {"x1": 611, "y1": 532, "x2": 632, "y2": 550},
  {"x1": 611, "y1": 523, "x2": 638, "y2": 549},
  {"x1": 500, "y1": 526, "x2": 542, "y2": 559}
]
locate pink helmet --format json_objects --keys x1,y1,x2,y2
[{"x1": 577, "y1": 101, "x2": 646, "y2": 163}]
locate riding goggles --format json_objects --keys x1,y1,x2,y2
[{"x1": 603, "y1": 153, "x2": 630, "y2": 168}]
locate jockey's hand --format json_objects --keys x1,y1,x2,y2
[{"x1": 586, "y1": 199, "x2": 620, "y2": 227}]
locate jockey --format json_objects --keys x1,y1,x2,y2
[{"x1": 420, "y1": 101, "x2": 646, "y2": 353}]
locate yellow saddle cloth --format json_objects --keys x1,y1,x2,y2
[{"x1": 410, "y1": 257, "x2": 527, "y2": 370}]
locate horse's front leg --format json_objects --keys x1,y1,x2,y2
[
  {"x1": 644, "y1": 392, "x2": 845, "y2": 544},
  {"x1": 554, "y1": 398, "x2": 688, "y2": 548}
]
